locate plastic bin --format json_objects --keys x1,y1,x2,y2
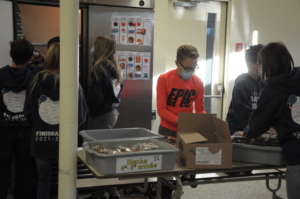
[
  {"x1": 80, "y1": 128, "x2": 164, "y2": 143},
  {"x1": 83, "y1": 138, "x2": 178, "y2": 175},
  {"x1": 232, "y1": 143, "x2": 284, "y2": 166}
]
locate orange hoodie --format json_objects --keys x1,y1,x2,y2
[{"x1": 156, "y1": 69, "x2": 205, "y2": 131}]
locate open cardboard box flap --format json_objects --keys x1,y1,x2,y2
[
  {"x1": 178, "y1": 113, "x2": 231, "y2": 142},
  {"x1": 177, "y1": 132, "x2": 208, "y2": 144}
]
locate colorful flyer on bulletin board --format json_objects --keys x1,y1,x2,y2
[
  {"x1": 134, "y1": 52, "x2": 143, "y2": 79},
  {"x1": 117, "y1": 51, "x2": 151, "y2": 80},
  {"x1": 135, "y1": 18, "x2": 144, "y2": 46},
  {"x1": 116, "y1": 51, "x2": 127, "y2": 79},
  {"x1": 142, "y1": 52, "x2": 151, "y2": 80},
  {"x1": 111, "y1": 16, "x2": 120, "y2": 44},
  {"x1": 127, "y1": 17, "x2": 137, "y2": 45},
  {"x1": 119, "y1": 17, "x2": 128, "y2": 45},
  {"x1": 111, "y1": 16, "x2": 152, "y2": 46},
  {"x1": 141, "y1": 18, "x2": 152, "y2": 46},
  {"x1": 126, "y1": 52, "x2": 135, "y2": 80}
]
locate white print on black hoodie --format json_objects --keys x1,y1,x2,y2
[
  {"x1": 226, "y1": 73, "x2": 264, "y2": 134},
  {"x1": 24, "y1": 73, "x2": 88, "y2": 159},
  {"x1": 0, "y1": 65, "x2": 34, "y2": 127}
]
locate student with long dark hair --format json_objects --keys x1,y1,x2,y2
[
  {"x1": 24, "y1": 42, "x2": 87, "y2": 199},
  {"x1": 0, "y1": 39, "x2": 34, "y2": 199},
  {"x1": 245, "y1": 42, "x2": 300, "y2": 199},
  {"x1": 85, "y1": 35, "x2": 123, "y2": 199}
]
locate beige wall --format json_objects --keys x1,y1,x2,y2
[
  {"x1": 18, "y1": 4, "x2": 60, "y2": 44},
  {"x1": 225, "y1": 0, "x2": 300, "y2": 118}
]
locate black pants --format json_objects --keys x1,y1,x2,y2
[
  {"x1": 158, "y1": 125, "x2": 177, "y2": 137},
  {"x1": 0, "y1": 127, "x2": 32, "y2": 199}
]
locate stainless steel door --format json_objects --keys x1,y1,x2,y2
[{"x1": 88, "y1": 5, "x2": 154, "y2": 129}]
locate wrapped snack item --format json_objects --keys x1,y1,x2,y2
[
  {"x1": 108, "y1": 150, "x2": 119, "y2": 154},
  {"x1": 163, "y1": 135, "x2": 177, "y2": 146},
  {"x1": 96, "y1": 148, "x2": 110, "y2": 154},
  {"x1": 91, "y1": 145, "x2": 106, "y2": 150},
  {"x1": 231, "y1": 131, "x2": 250, "y2": 144},
  {"x1": 140, "y1": 142, "x2": 159, "y2": 151},
  {"x1": 164, "y1": 139, "x2": 176, "y2": 146},
  {"x1": 231, "y1": 137, "x2": 251, "y2": 144},
  {"x1": 268, "y1": 132, "x2": 281, "y2": 147},
  {"x1": 130, "y1": 146, "x2": 141, "y2": 152},
  {"x1": 249, "y1": 133, "x2": 270, "y2": 146},
  {"x1": 116, "y1": 146, "x2": 131, "y2": 153}
]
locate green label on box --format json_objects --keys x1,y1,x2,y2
[{"x1": 116, "y1": 155, "x2": 162, "y2": 173}]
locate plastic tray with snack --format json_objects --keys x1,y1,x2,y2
[{"x1": 83, "y1": 138, "x2": 178, "y2": 175}]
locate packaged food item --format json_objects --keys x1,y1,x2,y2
[
  {"x1": 91, "y1": 145, "x2": 106, "y2": 150},
  {"x1": 108, "y1": 150, "x2": 119, "y2": 154},
  {"x1": 231, "y1": 131, "x2": 281, "y2": 147},
  {"x1": 140, "y1": 142, "x2": 159, "y2": 151},
  {"x1": 130, "y1": 146, "x2": 141, "y2": 152},
  {"x1": 91, "y1": 142, "x2": 160, "y2": 154},
  {"x1": 116, "y1": 146, "x2": 131, "y2": 153},
  {"x1": 97, "y1": 148, "x2": 110, "y2": 154}
]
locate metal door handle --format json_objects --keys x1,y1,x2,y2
[{"x1": 204, "y1": 83, "x2": 224, "y2": 98}]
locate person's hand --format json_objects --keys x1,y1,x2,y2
[
  {"x1": 269, "y1": 127, "x2": 276, "y2": 132},
  {"x1": 235, "y1": 131, "x2": 244, "y2": 136},
  {"x1": 33, "y1": 48, "x2": 45, "y2": 62}
]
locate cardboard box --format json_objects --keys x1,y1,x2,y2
[{"x1": 176, "y1": 113, "x2": 232, "y2": 169}]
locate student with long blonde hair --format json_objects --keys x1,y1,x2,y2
[
  {"x1": 85, "y1": 35, "x2": 123, "y2": 199},
  {"x1": 24, "y1": 42, "x2": 87, "y2": 199},
  {"x1": 87, "y1": 35, "x2": 123, "y2": 130}
]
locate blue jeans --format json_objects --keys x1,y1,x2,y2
[
  {"x1": 286, "y1": 165, "x2": 300, "y2": 199},
  {"x1": 0, "y1": 127, "x2": 32, "y2": 199},
  {"x1": 35, "y1": 158, "x2": 56, "y2": 199}
]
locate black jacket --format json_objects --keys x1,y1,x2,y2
[
  {"x1": 245, "y1": 68, "x2": 300, "y2": 165},
  {"x1": 226, "y1": 73, "x2": 264, "y2": 134},
  {"x1": 0, "y1": 65, "x2": 34, "y2": 128},
  {"x1": 24, "y1": 73, "x2": 88, "y2": 159},
  {"x1": 87, "y1": 61, "x2": 122, "y2": 117}
]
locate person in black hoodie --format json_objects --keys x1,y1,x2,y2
[
  {"x1": 87, "y1": 35, "x2": 123, "y2": 130},
  {"x1": 24, "y1": 42, "x2": 88, "y2": 199},
  {"x1": 85, "y1": 36, "x2": 122, "y2": 199},
  {"x1": 244, "y1": 42, "x2": 300, "y2": 199},
  {"x1": 226, "y1": 44, "x2": 264, "y2": 135},
  {"x1": 0, "y1": 39, "x2": 34, "y2": 199}
]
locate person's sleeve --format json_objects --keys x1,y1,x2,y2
[
  {"x1": 23, "y1": 85, "x2": 33, "y2": 124},
  {"x1": 86, "y1": 71, "x2": 106, "y2": 108},
  {"x1": 156, "y1": 75, "x2": 178, "y2": 124},
  {"x1": 244, "y1": 89, "x2": 276, "y2": 139},
  {"x1": 231, "y1": 82, "x2": 255, "y2": 130},
  {"x1": 195, "y1": 79, "x2": 206, "y2": 113},
  {"x1": 117, "y1": 81, "x2": 124, "y2": 101},
  {"x1": 78, "y1": 86, "x2": 88, "y2": 126}
]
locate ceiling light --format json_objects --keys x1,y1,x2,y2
[
  {"x1": 173, "y1": 2, "x2": 197, "y2": 8},
  {"x1": 190, "y1": 0, "x2": 210, "y2": 2}
]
